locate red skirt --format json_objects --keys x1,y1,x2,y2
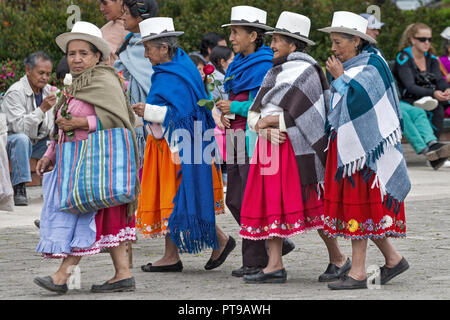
[
  {"x1": 323, "y1": 138, "x2": 406, "y2": 239},
  {"x1": 240, "y1": 136, "x2": 324, "y2": 240},
  {"x1": 70, "y1": 204, "x2": 136, "y2": 256}
]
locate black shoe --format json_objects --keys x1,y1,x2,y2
[
  {"x1": 429, "y1": 157, "x2": 449, "y2": 170},
  {"x1": 376, "y1": 257, "x2": 409, "y2": 285},
  {"x1": 141, "y1": 260, "x2": 183, "y2": 272},
  {"x1": 205, "y1": 236, "x2": 236, "y2": 270},
  {"x1": 34, "y1": 220, "x2": 40, "y2": 229},
  {"x1": 244, "y1": 268, "x2": 287, "y2": 284},
  {"x1": 33, "y1": 276, "x2": 68, "y2": 294},
  {"x1": 13, "y1": 183, "x2": 28, "y2": 206},
  {"x1": 91, "y1": 277, "x2": 135, "y2": 293},
  {"x1": 231, "y1": 266, "x2": 261, "y2": 278},
  {"x1": 426, "y1": 143, "x2": 450, "y2": 161},
  {"x1": 327, "y1": 274, "x2": 367, "y2": 290},
  {"x1": 318, "y1": 258, "x2": 351, "y2": 282},
  {"x1": 281, "y1": 238, "x2": 295, "y2": 256}
]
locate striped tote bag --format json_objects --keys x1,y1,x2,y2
[{"x1": 57, "y1": 127, "x2": 136, "y2": 214}]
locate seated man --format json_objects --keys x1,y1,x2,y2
[{"x1": 0, "y1": 51, "x2": 56, "y2": 206}]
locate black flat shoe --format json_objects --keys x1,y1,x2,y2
[
  {"x1": 377, "y1": 257, "x2": 409, "y2": 285},
  {"x1": 205, "y1": 236, "x2": 236, "y2": 270},
  {"x1": 33, "y1": 276, "x2": 68, "y2": 294},
  {"x1": 141, "y1": 260, "x2": 183, "y2": 272},
  {"x1": 318, "y1": 258, "x2": 351, "y2": 282},
  {"x1": 244, "y1": 268, "x2": 287, "y2": 284},
  {"x1": 91, "y1": 277, "x2": 135, "y2": 293},
  {"x1": 327, "y1": 274, "x2": 367, "y2": 290},
  {"x1": 231, "y1": 266, "x2": 261, "y2": 278}
]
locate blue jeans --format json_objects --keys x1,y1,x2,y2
[{"x1": 6, "y1": 133, "x2": 49, "y2": 186}]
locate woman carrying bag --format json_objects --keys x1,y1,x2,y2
[{"x1": 34, "y1": 21, "x2": 139, "y2": 294}]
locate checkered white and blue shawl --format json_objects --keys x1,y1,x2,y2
[{"x1": 327, "y1": 52, "x2": 411, "y2": 212}]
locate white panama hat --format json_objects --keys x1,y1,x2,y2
[
  {"x1": 137, "y1": 17, "x2": 184, "y2": 44},
  {"x1": 266, "y1": 11, "x2": 315, "y2": 46},
  {"x1": 359, "y1": 13, "x2": 384, "y2": 30},
  {"x1": 441, "y1": 27, "x2": 450, "y2": 41},
  {"x1": 318, "y1": 11, "x2": 376, "y2": 44},
  {"x1": 221, "y1": 5, "x2": 273, "y2": 31},
  {"x1": 55, "y1": 21, "x2": 111, "y2": 61}
]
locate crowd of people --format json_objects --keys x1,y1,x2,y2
[{"x1": 0, "y1": 0, "x2": 450, "y2": 294}]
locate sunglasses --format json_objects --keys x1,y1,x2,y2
[{"x1": 414, "y1": 37, "x2": 432, "y2": 43}]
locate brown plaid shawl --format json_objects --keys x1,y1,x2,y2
[{"x1": 250, "y1": 52, "x2": 331, "y2": 195}]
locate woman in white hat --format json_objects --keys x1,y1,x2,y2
[
  {"x1": 131, "y1": 17, "x2": 234, "y2": 272},
  {"x1": 216, "y1": 5, "x2": 285, "y2": 278},
  {"x1": 240, "y1": 11, "x2": 349, "y2": 284},
  {"x1": 34, "y1": 21, "x2": 139, "y2": 294},
  {"x1": 319, "y1": 11, "x2": 411, "y2": 290}
]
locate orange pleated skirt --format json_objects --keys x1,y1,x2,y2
[{"x1": 136, "y1": 137, "x2": 225, "y2": 238}]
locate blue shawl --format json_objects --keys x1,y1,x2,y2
[
  {"x1": 327, "y1": 52, "x2": 410, "y2": 213},
  {"x1": 114, "y1": 32, "x2": 153, "y2": 103},
  {"x1": 146, "y1": 48, "x2": 218, "y2": 253},
  {"x1": 224, "y1": 45, "x2": 273, "y2": 98}
]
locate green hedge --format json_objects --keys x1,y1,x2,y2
[
  {"x1": 1, "y1": 0, "x2": 449, "y2": 92},
  {"x1": 158, "y1": 0, "x2": 450, "y2": 63}
]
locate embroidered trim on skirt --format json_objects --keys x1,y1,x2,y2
[
  {"x1": 41, "y1": 204, "x2": 135, "y2": 258},
  {"x1": 240, "y1": 136, "x2": 324, "y2": 240},
  {"x1": 136, "y1": 137, "x2": 225, "y2": 238},
  {"x1": 323, "y1": 138, "x2": 406, "y2": 240}
]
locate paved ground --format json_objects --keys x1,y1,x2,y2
[{"x1": 1, "y1": 144, "x2": 449, "y2": 301}]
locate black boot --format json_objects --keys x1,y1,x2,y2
[{"x1": 13, "y1": 183, "x2": 28, "y2": 206}]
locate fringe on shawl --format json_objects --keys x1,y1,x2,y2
[
  {"x1": 169, "y1": 216, "x2": 219, "y2": 254},
  {"x1": 52, "y1": 65, "x2": 140, "y2": 219},
  {"x1": 328, "y1": 125, "x2": 404, "y2": 215}
]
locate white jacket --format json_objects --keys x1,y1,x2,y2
[{"x1": 0, "y1": 75, "x2": 55, "y2": 144}]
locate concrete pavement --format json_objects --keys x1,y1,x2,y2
[{"x1": 0, "y1": 144, "x2": 449, "y2": 300}]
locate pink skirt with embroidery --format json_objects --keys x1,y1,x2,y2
[{"x1": 239, "y1": 136, "x2": 324, "y2": 240}]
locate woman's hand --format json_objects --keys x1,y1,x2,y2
[
  {"x1": 433, "y1": 90, "x2": 449, "y2": 102},
  {"x1": 212, "y1": 107, "x2": 225, "y2": 130},
  {"x1": 216, "y1": 100, "x2": 232, "y2": 115},
  {"x1": 444, "y1": 88, "x2": 450, "y2": 99},
  {"x1": 220, "y1": 114, "x2": 231, "y2": 129},
  {"x1": 55, "y1": 116, "x2": 88, "y2": 132},
  {"x1": 36, "y1": 156, "x2": 51, "y2": 177},
  {"x1": 259, "y1": 128, "x2": 287, "y2": 146},
  {"x1": 326, "y1": 55, "x2": 344, "y2": 79},
  {"x1": 131, "y1": 102, "x2": 146, "y2": 117},
  {"x1": 255, "y1": 115, "x2": 279, "y2": 133}
]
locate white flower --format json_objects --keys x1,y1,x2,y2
[
  {"x1": 63, "y1": 73, "x2": 73, "y2": 86},
  {"x1": 381, "y1": 215, "x2": 393, "y2": 229}
]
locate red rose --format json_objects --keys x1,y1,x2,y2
[{"x1": 203, "y1": 64, "x2": 215, "y2": 76}]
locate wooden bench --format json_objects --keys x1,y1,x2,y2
[{"x1": 442, "y1": 118, "x2": 450, "y2": 141}]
